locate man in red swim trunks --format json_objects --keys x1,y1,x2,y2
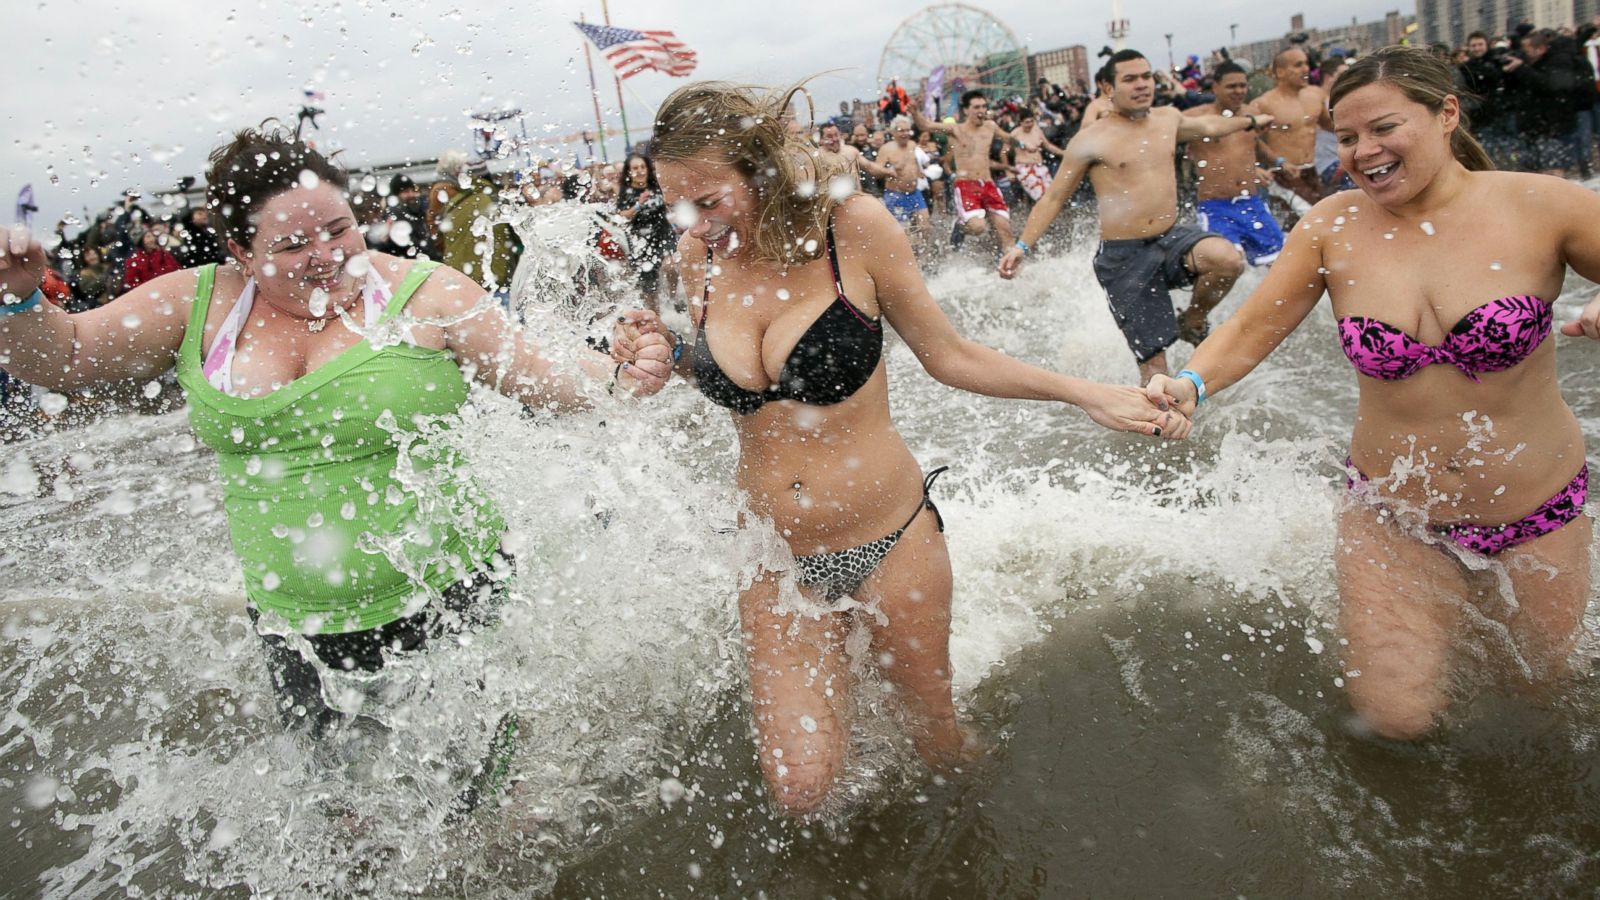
[{"x1": 914, "y1": 89, "x2": 1018, "y2": 252}]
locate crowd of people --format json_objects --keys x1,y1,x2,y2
[{"x1": 6, "y1": 19, "x2": 1600, "y2": 824}]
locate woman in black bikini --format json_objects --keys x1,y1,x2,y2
[{"x1": 615, "y1": 82, "x2": 1188, "y2": 815}]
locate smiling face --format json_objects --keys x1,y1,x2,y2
[
  {"x1": 1215, "y1": 72, "x2": 1249, "y2": 112},
  {"x1": 1273, "y1": 48, "x2": 1310, "y2": 88},
  {"x1": 819, "y1": 124, "x2": 842, "y2": 153},
  {"x1": 1333, "y1": 81, "x2": 1459, "y2": 207},
  {"x1": 654, "y1": 157, "x2": 760, "y2": 259},
  {"x1": 627, "y1": 156, "x2": 650, "y2": 189},
  {"x1": 231, "y1": 182, "x2": 367, "y2": 306}
]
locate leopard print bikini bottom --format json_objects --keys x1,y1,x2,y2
[{"x1": 793, "y1": 467, "x2": 948, "y2": 602}]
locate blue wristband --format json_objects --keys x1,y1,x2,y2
[
  {"x1": 668, "y1": 328, "x2": 684, "y2": 364},
  {"x1": 1175, "y1": 368, "x2": 1207, "y2": 405},
  {"x1": 1014, "y1": 239, "x2": 1032, "y2": 256},
  {"x1": 0, "y1": 289, "x2": 43, "y2": 316}
]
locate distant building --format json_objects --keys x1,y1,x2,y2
[
  {"x1": 1417, "y1": 0, "x2": 1600, "y2": 46},
  {"x1": 1230, "y1": 11, "x2": 1416, "y2": 71},
  {"x1": 1030, "y1": 45, "x2": 1091, "y2": 95}
]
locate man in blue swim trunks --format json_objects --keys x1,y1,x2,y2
[
  {"x1": 1184, "y1": 62, "x2": 1287, "y2": 268},
  {"x1": 871, "y1": 115, "x2": 934, "y2": 258}
]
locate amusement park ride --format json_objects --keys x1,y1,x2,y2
[{"x1": 878, "y1": 2, "x2": 1134, "y2": 114}]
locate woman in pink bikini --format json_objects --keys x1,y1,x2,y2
[{"x1": 1149, "y1": 46, "x2": 1600, "y2": 740}]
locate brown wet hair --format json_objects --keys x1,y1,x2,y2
[
  {"x1": 204, "y1": 123, "x2": 348, "y2": 250},
  {"x1": 1329, "y1": 45, "x2": 1493, "y2": 172}
]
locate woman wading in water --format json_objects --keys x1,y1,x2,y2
[{"x1": 615, "y1": 82, "x2": 1190, "y2": 814}]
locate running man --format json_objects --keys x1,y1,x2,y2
[
  {"x1": 912, "y1": 90, "x2": 1018, "y2": 251},
  {"x1": 1012, "y1": 110, "x2": 1067, "y2": 205},
  {"x1": 818, "y1": 122, "x2": 862, "y2": 191},
  {"x1": 873, "y1": 115, "x2": 934, "y2": 256},
  {"x1": 1247, "y1": 46, "x2": 1332, "y2": 211},
  {"x1": 997, "y1": 49, "x2": 1270, "y2": 381},
  {"x1": 1184, "y1": 61, "x2": 1286, "y2": 267}
]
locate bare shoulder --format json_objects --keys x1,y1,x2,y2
[
  {"x1": 831, "y1": 192, "x2": 898, "y2": 239},
  {"x1": 1291, "y1": 191, "x2": 1365, "y2": 243},
  {"x1": 398, "y1": 254, "x2": 490, "y2": 315},
  {"x1": 1478, "y1": 169, "x2": 1595, "y2": 214},
  {"x1": 1182, "y1": 103, "x2": 1216, "y2": 118}
]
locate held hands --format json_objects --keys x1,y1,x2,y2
[
  {"x1": 1080, "y1": 382, "x2": 1192, "y2": 440},
  {"x1": 1144, "y1": 373, "x2": 1199, "y2": 418},
  {"x1": 997, "y1": 247, "x2": 1025, "y2": 279},
  {"x1": 610, "y1": 309, "x2": 674, "y2": 397},
  {"x1": 1561, "y1": 293, "x2": 1600, "y2": 339},
  {"x1": 0, "y1": 227, "x2": 47, "y2": 303}
]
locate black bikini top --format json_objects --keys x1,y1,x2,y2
[{"x1": 691, "y1": 220, "x2": 883, "y2": 416}]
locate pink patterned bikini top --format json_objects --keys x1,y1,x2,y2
[{"x1": 1336, "y1": 295, "x2": 1552, "y2": 382}]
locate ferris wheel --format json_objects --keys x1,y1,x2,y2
[{"x1": 877, "y1": 4, "x2": 1029, "y2": 118}]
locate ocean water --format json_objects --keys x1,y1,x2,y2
[{"x1": 3, "y1": 225, "x2": 1598, "y2": 897}]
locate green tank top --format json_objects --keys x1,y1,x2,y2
[{"x1": 175, "y1": 262, "x2": 505, "y2": 634}]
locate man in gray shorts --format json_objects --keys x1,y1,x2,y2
[
  {"x1": 1000, "y1": 49, "x2": 1267, "y2": 381},
  {"x1": 1092, "y1": 225, "x2": 1213, "y2": 363}
]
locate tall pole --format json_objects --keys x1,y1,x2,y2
[
  {"x1": 579, "y1": 14, "x2": 610, "y2": 163},
  {"x1": 1108, "y1": 0, "x2": 1129, "y2": 51},
  {"x1": 1165, "y1": 33, "x2": 1174, "y2": 71},
  {"x1": 602, "y1": 0, "x2": 633, "y2": 157}
]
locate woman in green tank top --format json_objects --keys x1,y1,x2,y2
[{"x1": 0, "y1": 128, "x2": 674, "y2": 751}]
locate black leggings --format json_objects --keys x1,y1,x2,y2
[{"x1": 250, "y1": 554, "x2": 512, "y2": 736}]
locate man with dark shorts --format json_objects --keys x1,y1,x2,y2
[
  {"x1": 1247, "y1": 46, "x2": 1331, "y2": 213},
  {"x1": 998, "y1": 50, "x2": 1269, "y2": 380}
]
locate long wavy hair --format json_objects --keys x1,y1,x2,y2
[
  {"x1": 1329, "y1": 45, "x2": 1494, "y2": 172},
  {"x1": 648, "y1": 81, "x2": 843, "y2": 265}
]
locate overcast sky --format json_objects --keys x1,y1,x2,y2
[{"x1": 6, "y1": 0, "x2": 1408, "y2": 230}]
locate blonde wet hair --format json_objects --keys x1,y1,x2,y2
[{"x1": 649, "y1": 80, "x2": 845, "y2": 265}]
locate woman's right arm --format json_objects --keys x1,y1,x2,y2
[
  {"x1": 1147, "y1": 202, "x2": 1332, "y2": 412},
  {"x1": 0, "y1": 232, "x2": 190, "y2": 390}
]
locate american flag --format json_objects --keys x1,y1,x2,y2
[{"x1": 573, "y1": 22, "x2": 698, "y2": 79}]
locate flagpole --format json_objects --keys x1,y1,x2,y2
[
  {"x1": 579, "y1": 14, "x2": 610, "y2": 164},
  {"x1": 601, "y1": 0, "x2": 633, "y2": 156}
]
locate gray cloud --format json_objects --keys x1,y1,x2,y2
[{"x1": 5, "y1": 0, "x2": 1403, "y2": 230}]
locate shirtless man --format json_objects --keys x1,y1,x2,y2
[
  {"x1": 912, "y1": 90, "x2": 1017, "y2": 250},
  {"x1": 1011, "y1": 111, "x2": 1067, "y2": 204},
  {"x1": 872, "y1": 115, "x2": 933, "y2": 255},
  {"x1": 1183, "y1": 61, "x2": 1285, "y2": 267},
  {"x1": 997, "y1": 50, "x2": 1269, "y2": 381},
  {"x1": 818, "y1": 121, "x2": 862, "y2": 194},
  {"x1": 1247, "y1": 46, "x2": 1332, "y2": 209}
]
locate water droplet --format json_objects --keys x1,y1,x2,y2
[
  {"x1": 121, "y1": 313, "x2": 141, "y2": 328},
  {"x1": 1419, "y1": 221, "x2": 1435, "y2": 236},
  {"x1": 307, "y1": 288, "x2": 330, "y2": 317},
  {"x1": 38, "y1": 393, "x2": 68, "y2": 416},
  {"x1": 1489, "y1": 260, "x2": 1502, "y2": 271},
  {"x1": 297, "y1": 170, "x2": 320, "y2": 190}
]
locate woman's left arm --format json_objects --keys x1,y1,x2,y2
[
  {"x1": 414, "y1": 264, "x2": 672, "y2": 411},
  {"x1": 1556, "y1": 180, "x2": 1600, "y2": 339},
  {"x1": 841, "y1": 198, "x2": 1187, "y2": 438}
]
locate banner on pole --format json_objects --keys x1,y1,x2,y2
[{"x1": 924, "y1": 66, "x2": 945, "y2": 120}]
